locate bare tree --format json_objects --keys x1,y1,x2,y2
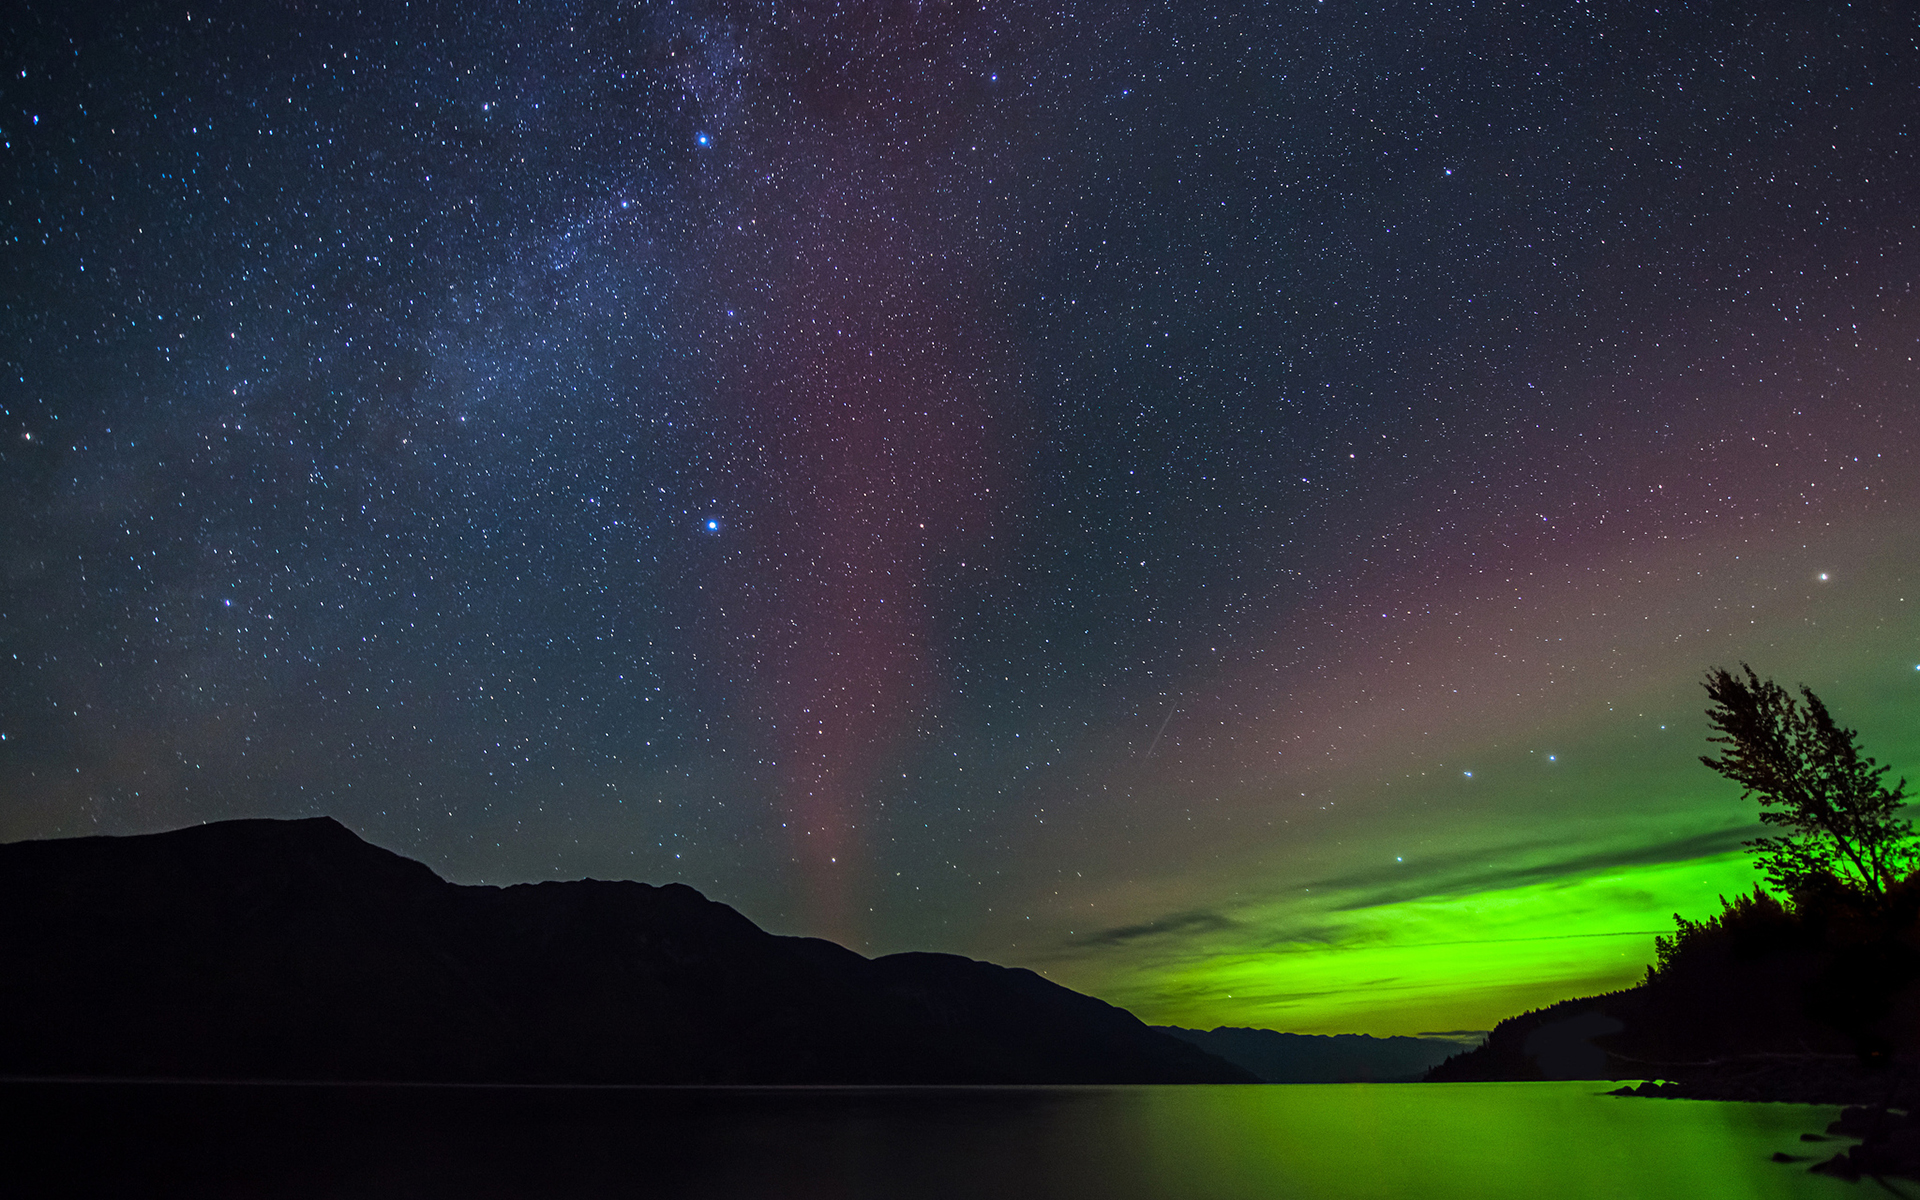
[{"x1": 1701, "y1": 664, "x2": 1915, "y2": 897}]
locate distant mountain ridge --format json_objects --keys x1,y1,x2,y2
[
  {"x1": 1156, "y1": 1026, "x2": 1471, "y2": 1082},
  {"x1": 0, "y1": 818, "x2": 1251, "y2": 1085}
]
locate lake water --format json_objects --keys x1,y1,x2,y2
[{"x1": 5, "y1": 1079, "x2": 1862, "y2": 1198}]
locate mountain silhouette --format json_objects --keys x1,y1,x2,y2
[
  {"x1": 0, "y1": 818, "x2": 1251, "y2": 1084},
  {"x1": 1156, "y1": 1026, "x2": 1470, "y2": 1082}
]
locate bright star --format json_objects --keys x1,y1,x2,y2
[{"x1": 695, "y1": 132, "x2": 711, "y2": 147}]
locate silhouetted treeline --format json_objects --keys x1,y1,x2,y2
[
  {"x1": 1427, "y1": 877, "x2": 1920, "y2": 1102},
  {"x1": 1637, "y1": 879, "x2": 1920, "y2": 1064},
  {"x1": 1435, "y1": 668, "x2": 1920, "y2": 1103}
]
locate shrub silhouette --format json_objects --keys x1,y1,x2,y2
[{"x1": 1701, "y1": 664, "x2": 1916, "y2": 899}]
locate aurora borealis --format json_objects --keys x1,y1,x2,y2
[{"x1": 4, "y1": 0, "x2": 1917, "y2": 1036}]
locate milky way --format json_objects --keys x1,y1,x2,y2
[{"x1": 5, "y1": 0, "x2": 1917, "y2": 1031}]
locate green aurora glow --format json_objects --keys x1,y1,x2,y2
[
  {"x1": 8, "y1": 0, "x2": 1918, "y2": 1049},
  {"x1": 996, "y1": 514, "x2": 1920, "y2": 1035}
]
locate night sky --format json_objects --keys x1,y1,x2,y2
[{"x1": 4, "y1": 0, "x2": 1917, "y2": 1037}]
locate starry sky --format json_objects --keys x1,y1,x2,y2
[{"x1": 4, "y1": 0, "x2": 1917, "y2": 1037}]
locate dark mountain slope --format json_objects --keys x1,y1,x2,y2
[
  {"x1": 1422, "y1": 993, "x2": 1636, "y2": 1084},
  {"x1": 0, "y1": 818, "x2": 1250, "y2": 1084}
]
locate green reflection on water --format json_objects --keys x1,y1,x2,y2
[
  {"x1": 685, "y1": 1082, "x2": 1856, "y2": 1200},
  {"x1": 14, "y1": 1078, "x2": 1861, "y2": 1197},
  {"x1": 1105, "y1": 1083, "x2": 1852, "y2": 1200}
]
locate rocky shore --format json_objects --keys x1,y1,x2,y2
[
  {"x1": 1610, "y1": 1063, "x2": 1920, "y2": 1183},
  {"x1": 1803, "y1": 1105, "x2": 1920, "y2": 1182},
  {"x1": 1606, "y1": 1057, "x2": 1918, "y2": 1107}
]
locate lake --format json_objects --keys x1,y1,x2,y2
[{"x1": 3, "y1": 1079, "x2": 1862, "y2": 1197}]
